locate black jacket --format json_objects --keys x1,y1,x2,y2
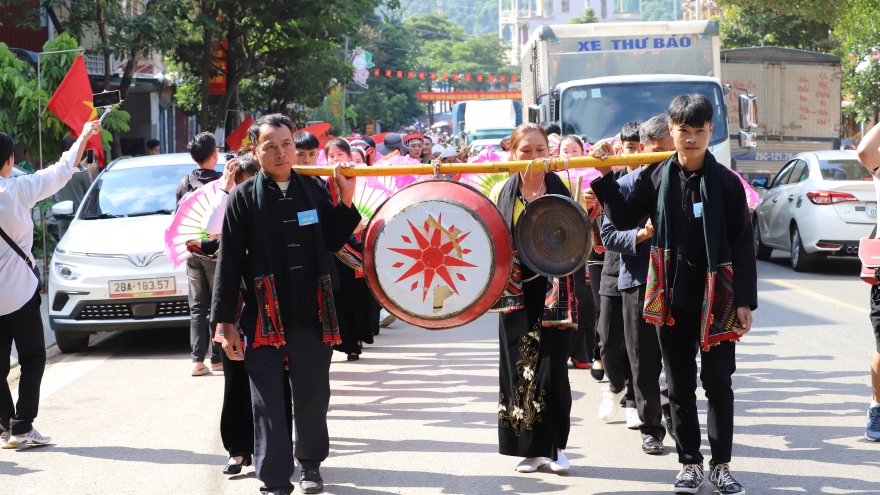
[
  {"x1": 210, "y1": 173, "x2": 361, "y2": 336},
  {"x1": 590, "y1": 153, "x2": 757, "y2": 313}
]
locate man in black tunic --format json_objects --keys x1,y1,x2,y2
[
  {"x1": 212, "y1": 114, "x2": 360, "y2": 495},
  {"x1": 590, "y1": 95, "x2": 756, "y2": 495}
]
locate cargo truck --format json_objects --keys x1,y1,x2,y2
[
  {"x1": 720, "y1": 46, "x2": 842, "y2": 181},
  {"x1": 520, "y1": 20, "x2": 733, "y2": 166}
]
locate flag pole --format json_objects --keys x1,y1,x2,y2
[
  {"x1": 36, "y1": 47, "x2": 84, "y2": 284},
  {"x1": 292, "y1": 152, "x2": 675, "y2": 177}
]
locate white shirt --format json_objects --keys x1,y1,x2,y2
[
  {"x1": 0, "y1": 142, "x2": 82, "y2": 315},
  {"x1": 874, "y1": 173, "x2": 880, "y2": 232}
]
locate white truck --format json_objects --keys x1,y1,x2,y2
[
  {"x1": 452, "y1": 99, "x2": 523, "y2": 148},
  {"x1": 720, "y1": 46, "x2": 842, "y2": 181},
  {"x1": 520, "y1": 20, "x2": 733, "y2": 166}
]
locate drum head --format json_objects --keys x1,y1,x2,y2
[
  {"x1": 514, "y1": 194, "x2": 591, "y2": 278},
  {"x1": 364, "y1": 179, "x2": 513, "y2": 329}
]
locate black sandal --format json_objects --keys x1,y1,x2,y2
[{"x1": 347, "y1": 353, "x2": 360, "y2": 361}]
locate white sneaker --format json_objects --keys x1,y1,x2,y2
[
  {"x1": 550, "y1": 450, "x2": 570, "y2": 472},
  {"x1": 626, "y1": 407, "x2": 643, "y2": 429},
  {"x1": 515, "y1": 457, "x2": 548, "y2": 473},
  {"x1": 0, "y1": 430, "x2": 8, "y2": 449},
  {"x1": 379, "y1": 309, "x2": 397, "y2": 328},
  {"x1": 5, "y1": 428, "x2": 51, "y2": 448},
  {"x1": 598, "y1": 386, "x2": 626, "y2": 422}
]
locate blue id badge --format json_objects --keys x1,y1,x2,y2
[
  {"x1": 297, "y1": 209, "x2": 319, "y2": 226},
  {"x1": 693, "y1": 202, "x2": 703, "y2": 218}
]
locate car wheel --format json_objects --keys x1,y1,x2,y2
[
  {"x1": 790, "y1": 226, "x2": 815, "y2": 272},
  {"x1": 54, "y1": 331, "x2": 90, "y2": 353},
  {"x1": 753, "y1": 218, "x2": 772, "y2": 261}
]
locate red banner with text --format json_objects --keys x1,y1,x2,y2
[{"x1": 417, "y1": 91, "x2": 522, "y2": 102}]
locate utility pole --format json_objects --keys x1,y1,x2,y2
[
  {"x1": 438, "y1": 0, "x2": 443, "y2": 15},
  {"x1": 341, "y1": 36, "x2": 348, "y2": 136}
]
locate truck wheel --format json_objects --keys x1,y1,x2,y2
[
  {"x1": 54, "y1": 331, "x2": 90, "y2": 353},
  {"x1": 790, "y1": 226, "x2": 815, "y2": 272},
  {"x1": 753, "y1": 218, "x2": 772, "y2": 261}
]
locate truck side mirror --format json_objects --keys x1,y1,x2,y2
[
  {"x1": 52, "y1": 200, "x2": 75, "y2": 220},
  {"x1": 739, "y1": 130, "x2": 757, "y2": 149},
  {"x1": 527, "y1": 104, "x2": 546, "y2": 124},
  {"x1": 738, "y1": 94, "x2": 758, "y2": 130}
]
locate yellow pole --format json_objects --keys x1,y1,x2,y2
[{"x1": 292, "y1": 152, "x2": 675, "y2": 177}]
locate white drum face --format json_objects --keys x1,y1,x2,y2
[{"x1": 373, "y1": 198, "x2": 494, "y2": 320}]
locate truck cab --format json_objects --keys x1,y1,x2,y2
[{"x1": 556, "y1": 74, "x2": 730, "y2": 166}]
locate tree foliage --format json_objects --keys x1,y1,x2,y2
[
  {"x1": 719, "y1": 5, "x2": 834, "y2": 52},
  {"x1": 720, "y1": 0, "x2": 880, "y2": 122},
  {"x1": 398, "y1": 0, "x2": 499, "y2": 36},
  {"x1": 569, "y1": 7, "x2": 600, "y2": 24}
]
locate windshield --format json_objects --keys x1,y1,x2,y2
[
  {"x1": 819, "y1": 159, "x2": 872, "y2": 181},
  {"x1": 79, "y1": 163, "x2": 219, "y2": 219},
  {"x1": 560, "y1": 82, "x2": 728, "y2": 146}
]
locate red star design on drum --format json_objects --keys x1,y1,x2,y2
[{"x1": 388, "y1": 214, "x2": 477, "y2": 301}]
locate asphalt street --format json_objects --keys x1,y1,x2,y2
[{"x1": 3, "y1": 252, "x2": 879, "y2": 494}]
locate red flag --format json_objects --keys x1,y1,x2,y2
[
  {"x1": 46, "y1": 55, "x2": 104, "y2": 166},
  {"x1": 419, "y1": 72, "x2": 425, "y2": 80},
  {"x1": 500, "y1": 75, "x2": 507, "y2": 83},
  {"x1": 489, "y1": 75, "x2": 495, "y2": 82},
  {"x1": 442, "y1": 74, "x2": 448, "y2": 81},
  {"x1": 374, "y1": 68, "x2": 380, "y2": 76},
  {"x1": 477, "y1": 74, "x2": 483, "y2": 82},
  {"x1": 225, "y1": 115, "x2": 254, "y2": 151},
  {"x1": 386, "y1": 69, "x2": 392, "y2": 77},
  {"x1": 511, "y1": 75, "x2": 518, "y2": 83},
  {"x1": 397, "y1": 70, "x2": 403, "y2": 78},
  {"x1": 430, "y1": 73, "x2": 437, "y2": 81},
  {"x1": 465, "y1": 74, "x2": 472, "y2": 82},
  {"x1": 408, "y1": 71, "x2": 414, "y2": 79},
  {"x1": 453, "y1": 74, "x2": 459, "y2": 82}
]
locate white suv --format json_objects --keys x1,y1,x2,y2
[{"x1": 48, "y1": 153, "x2": 224, "y2": 352}]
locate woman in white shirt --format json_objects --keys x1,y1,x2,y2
[{"x1": 0, "y1": 120, "x2": 101, "y2": 449}]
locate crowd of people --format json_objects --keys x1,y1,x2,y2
[{"x1": 2, "y1": 90, "x2": 879, "y2": 495}]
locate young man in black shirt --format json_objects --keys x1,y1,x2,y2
[{"x1": 591, "y1": 94, "x2": 756, "y2": 494}]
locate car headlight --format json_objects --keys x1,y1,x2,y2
[{"x1": 55, "y1": 263, "x2": 81, "y2": 281}]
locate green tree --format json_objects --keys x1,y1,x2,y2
[
  {"x1": 569, "y1": 7, "x2": 600, "y2": 23},
  {"x1": 720, "y1": 0, "x2": 880, "y2": 122},
  {"x1": 398, "y1": 0, "x2": 498, "y2": 36},
  {"x1": 719, "y1": 5, "x2": 835, "y2": 52},
  {"x1": 170, "y1": 0, "x2": 394, "y2": 133}
]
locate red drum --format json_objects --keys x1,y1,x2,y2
[{"x1": 364, "y1": 179, "x2": 513, "y2": 329}]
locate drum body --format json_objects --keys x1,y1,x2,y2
[{"x1": 364, "y1": 179, "x2": 513, "y2": 329}]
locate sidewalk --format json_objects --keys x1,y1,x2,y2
[{"x1": 9, "y1": 294, "x2": 56, "y2": 369}]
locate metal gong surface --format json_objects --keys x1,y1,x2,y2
[
  {"x1": 514, "y1": 194, "x2": 591, "y2": 278},
  {"x1": 364, "y1": 179, "x2": 513, "y2": 330}
]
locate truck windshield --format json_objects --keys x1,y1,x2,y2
[{"x1": 560, "y1": 82, "x2": 728, "y2": 146}]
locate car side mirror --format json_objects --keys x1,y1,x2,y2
[
  {"x1": 52, "y1": 200, "x2": 75, "y2": 220},
  {"x1": 739, "y1": 130, "x2": 757, "y2": 149},
  {"x1": 739, "y1": 94, "x2": 758, "y2": 130},
  {"x1": 527, "y1": 104, "x2": 546, "y2": 124},
  {"x1": 750, "y1": 177, "x2": 769, "y2": 189}
]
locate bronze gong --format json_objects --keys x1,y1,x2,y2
[{"x1": 514, "y1": 194, "x2": 592, "y2": 278}]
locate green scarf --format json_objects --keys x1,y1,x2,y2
[
  {"x1": 251, "y1": 171, "x2": 341, "y2": 347},
  {"x1": 643, "y1": 153, "x2": 738, "y2": 350}
]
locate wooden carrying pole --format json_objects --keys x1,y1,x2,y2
[{"x1": 292, "y1": 152, "x2": 675, "y2": 177}]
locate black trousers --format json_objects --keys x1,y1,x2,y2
[
  {"x1": 622, "y1": 285, "x2": 665, "y2": 440},
  {"x1": 570, "y1": 271, "x2": 596, "y2": 363},
  {"x1": 0, "y1": 292, "x2": 46, "y2": 435},
  {"x1": 660, "y1": 308, "x2": 736, "y2": 465},
  {"x1": 598, "y1": 295, "x2": 630, "y2": 397},
  {"x1": 246, "y1": 324, "x2": 333, "y2": 494},
  {"x1": 587, "y1": 263, "x2": 603, "y2": 361},
  {"x1": 220, "y1": 350, "x2": 294, "y2": 458}
]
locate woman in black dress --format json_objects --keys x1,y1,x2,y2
[
  {"x1": 324, "y1": 139, "x2": 376, "y2": 360},
  {"x1": 489, "y1": 123, "x2": 576, "y2": 474}
]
